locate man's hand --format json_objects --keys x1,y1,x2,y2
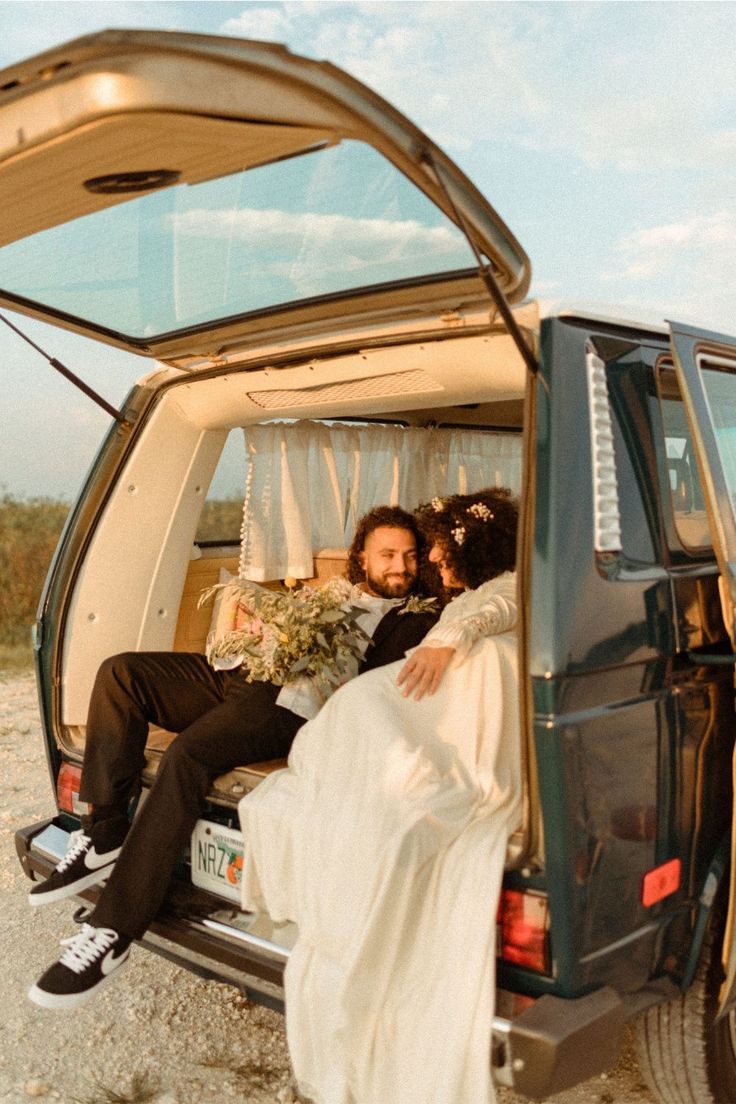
[{"x1": 396, "y1": 646, "x2": 455, "y2": 701}]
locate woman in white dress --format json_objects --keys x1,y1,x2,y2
[{"x1": 239, "y1": 487, "x2": 521, "y2": 1104}]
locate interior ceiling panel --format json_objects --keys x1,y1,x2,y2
[{"x1": 0, "y1": 112, "x2": 333, "y2": 246}]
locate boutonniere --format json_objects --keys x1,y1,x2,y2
[{"x1": 399, "y1": 595, "x2": 439, "y2": 616}]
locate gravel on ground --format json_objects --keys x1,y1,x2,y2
[{"x1": 0, "y1": 671, "x2": 655, "y2": 1104}]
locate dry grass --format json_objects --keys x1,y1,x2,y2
[
  {"x1": 198, "y1": 1052, "x2": 285, "y2": 1094},
  {"x1": 0, "y1": 493, "x2": 243, "y2": 658},
  {"x1": 0, "y1": 492, "x2": 68, "y2": 648},
  {"x1": 0, "y1": 641, "x2": 33, "y2": 673},
  {"x1": 71, "y1": 1072, "x2": 160, "y2": 1104}
]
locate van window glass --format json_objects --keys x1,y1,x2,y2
[
  {"x1": 657, "y1": 367, "x2": 710, "y2": 550},
  {"x1": 605, "y1": 362, "x2": 658, "y2": 564},
  {"x1": 195, "y1": 430, "x2": 246, "y2": 544},
  {"x1": 608, "y1": 403, "x2": 657, "y2": 564},
  {"x1": 0, "y1": 141, "x2": 474, "y2": 340},
  {"x1": 700, "y1": 360, "x2": 736, "y2": 488}
]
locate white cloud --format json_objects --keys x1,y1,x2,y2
[
  {"x1": 217, "y1": 2, "x2": 555, "y2": 156},
  {"x1": 170, "y1": 204, "x2": 467, "y2": 295},
  {"x1": 0, "y1": 2, "x2": 196, "y2": 66},
  {"x1": 221, "y1": 6, "x2": 295, "y2": 42},
  {"x1": 600, "y1": 211, "x2": 736, "y2": 332},
  {"x1": 172, "y1": 205, "x2": 462, "y2": 253},
  {"x1": 215, "y1": 2, "x2": 736, "y2": 174},
  {"x1": 611, "y1": 213, "x2": 736, "y2": 280}
]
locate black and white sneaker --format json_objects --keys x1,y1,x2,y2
[
  {"x1": 28, "y1": 924, "x2": 131, "y2": 1009},
  {"x1": 28, "y1": 833, "x2": 122, "y2": 907}
]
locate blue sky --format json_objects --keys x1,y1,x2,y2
[{"x1": 3, "y1": 0, "x2": 736, "y2": 497}]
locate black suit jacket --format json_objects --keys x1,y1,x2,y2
[{"x1": 359, "y1": 603, "x2": 439, "y2": 674}]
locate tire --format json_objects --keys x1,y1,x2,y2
[{"x1": 634, "y1": 925, "x2": 736, "y2": 1104}]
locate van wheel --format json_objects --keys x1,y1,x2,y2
[{"x1": 634, "y1": 927, "x2": 736, "y2": 1104}]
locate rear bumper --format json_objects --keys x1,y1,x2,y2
[
  {"x1": 17, "y1": 817, "x2": 624, "y2": 1099},
  {"x1": 492, "y1": 986, "x2": 625, "y2": 1099}
]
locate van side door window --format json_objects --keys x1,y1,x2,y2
[
  {"x1": 669, "y1": 321, "x2": 736, "y2": 1017},
  {"x1": 669, "y1": 325, "x2": 736, "y2": 615},
  {"x1": 656, "y1": 365, "x2": 711, "y2": 552}
]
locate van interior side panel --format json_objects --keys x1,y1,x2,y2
[{"x1": 60, "y1": 406, "x2": 226, "y2": 724}]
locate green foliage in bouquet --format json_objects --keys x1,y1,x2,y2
[{"x1": 197, "y1": 576, "x2": 370, "y2": 697}]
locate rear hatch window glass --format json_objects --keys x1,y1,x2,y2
[{"x1": 0, "y1": 141, "x2": 474, "y2": 340}]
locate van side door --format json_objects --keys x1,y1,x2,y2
[{"x1": 669, "y1": 319, "x2": 736, "y2": 1014}]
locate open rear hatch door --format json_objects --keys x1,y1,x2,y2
[
  {"x1": 0, "y1": 29, "x2": 530, "y2": 363},
  {"x1": 670, "y1": 320, "x2": 736, "y2": 1015}
]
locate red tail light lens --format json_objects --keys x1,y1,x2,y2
[
  {"x1": 497, "y1": 888, "x2": 550, "y2": 973},
  {"x1": 57, "y1": 762, "x2": 86, "y2": 817}
]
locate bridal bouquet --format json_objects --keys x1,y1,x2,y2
[{"x1": 197, "y1": 575, "x2": 369, "y2": 697}]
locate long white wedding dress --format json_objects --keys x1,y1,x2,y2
[{"x1": 238, "y1": 571, "x2": 521, "y2": 1104}]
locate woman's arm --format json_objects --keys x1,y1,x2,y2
[
  {"x1": 396, "y1": 574, "x2": 517, "y2": 701},
  {"x1": 423, "y1": 574, "x2": 517, "y2": 659}
]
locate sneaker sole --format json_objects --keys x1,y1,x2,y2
[
  {"x1": 27, "y1": 950, "x2": 130, "y2": 1010},
  {"x1": 28, "y1": 864, "x2": 115, "y2": 907}
]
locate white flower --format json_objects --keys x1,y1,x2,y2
[
  {"x1": 431, "y1": 496, "x2": 444, "y2": 512},
  {"x1": 451, "y1": 526, "x2": 465, "y2": 546},
  {"x1": 467, "y1": 502, "x2": 494, "y2": 521}
]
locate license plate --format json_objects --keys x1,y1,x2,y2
[{"x1": 190, "y1": 819, "x2": 245, "y2": 903}]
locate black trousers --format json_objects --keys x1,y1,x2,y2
[{"x1": 78, "y1": 652, "x2": 302, "y2": 939}]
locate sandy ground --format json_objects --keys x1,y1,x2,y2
[{"x1": 0, "y1": 671, "x2": 656, "y2": 1104}]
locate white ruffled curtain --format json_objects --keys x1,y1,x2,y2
[{"x1": 238, "y1": 422, "x2": 522, "y2": 580}]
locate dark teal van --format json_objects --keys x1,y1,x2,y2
[{"x1": 6, "y1": 29, "x2": 736, "y2": 1102}]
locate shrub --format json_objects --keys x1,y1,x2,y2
[
  {"x1": 0, "y1": 493, "x2": 241, "y2": 668},
  {"x1": 0, "y1": 492, "x2": 69, "y2": 648},
  {"x1": 195, "y1": 497, "x2": 244, "y2": 543}
]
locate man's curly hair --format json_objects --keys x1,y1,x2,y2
[
  {"x1": 415, "y1": 487, "x2": 518, "y2": 591},
  {"x1": 346, "y1": 505, "x2": 423, "y2": 586}
]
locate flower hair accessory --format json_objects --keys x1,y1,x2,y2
[
  {"x1": 430, "y1": 496, "x2": 444, "y2": 513},
  {"x1": 451, "y1": 524, "x2": 466, "y2": 546},
  {"x1": 467, "y1": 502, "x2": 494, "y2": 521}
]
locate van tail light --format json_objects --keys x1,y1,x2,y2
[
  {"x1": 57, "y1": 762, "x2": 87, "y2": 817},
  {"x1": 497, "y1": 888, "x2": 550, "y2": 973}
]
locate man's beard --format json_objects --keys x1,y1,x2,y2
[{"x1": 364, "y1": 570, "x2": 415, "y2": 599}]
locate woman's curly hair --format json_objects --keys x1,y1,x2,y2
[
  {"x1": 346, "y1": 505, "x2": 424, "y2": 586},
  {"x1": 415, "y1": 487, "x2": 518, "y2": 592}
]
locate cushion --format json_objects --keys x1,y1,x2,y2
[{"x1": 207, "y1": 568, "x2": 252, "y2": 647}]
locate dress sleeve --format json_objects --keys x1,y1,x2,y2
[{"x1": 420, "y1": 577, "x2": 517, "y2": 663}]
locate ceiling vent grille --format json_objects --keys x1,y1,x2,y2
[{"x1": 247, "y1": 368, "x2": 443, "y2": 410}]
